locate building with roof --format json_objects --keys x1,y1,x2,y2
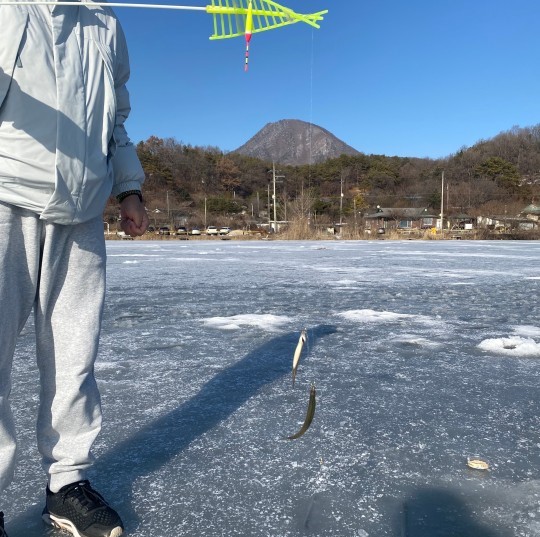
[{"x1": 364, "y1": 207, "x2": 439, "y2": 232}]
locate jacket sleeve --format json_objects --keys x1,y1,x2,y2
[
  {"x1": 0, "y1": 9, "x2": 28, "y2": 110},
  {"x1": 110, "y1": 22, "x2": 145, "y2": 197}
]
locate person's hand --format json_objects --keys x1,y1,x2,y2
[{"x1": 119, "y1": 194, "x2": 149, "y2": 237}]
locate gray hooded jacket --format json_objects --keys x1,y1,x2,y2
[{"x1": 0, "y1": 0, "x2": 144, "y2": 224}]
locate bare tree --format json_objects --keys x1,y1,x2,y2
[{"x1": 283, "y1": 187, "x2": 316, "y2": 239}]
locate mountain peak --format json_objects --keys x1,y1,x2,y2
[{"x1": 234, "y1": 119, "x2": 360, "y2": 166}]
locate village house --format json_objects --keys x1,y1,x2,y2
[
  {"x1": 521, "y1": 204, "x2": 540, "y2": 223},
  {"x1": 477, "y1": 204, "x2": 540, "y2": 231},
  {"x1": 363, "y1": 207, "x2": 439, "y2": 233}
]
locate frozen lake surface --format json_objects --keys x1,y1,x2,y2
[{"x1": 5, "y1": 239, "x2": 540, "y2": 537}]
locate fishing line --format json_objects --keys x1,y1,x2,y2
[
  {"x1": 307, "y1": 28, "x2": 315, "y2": 189},
  {"x1": 309, "y1": 28, "x2": 315, "y2": 170}
]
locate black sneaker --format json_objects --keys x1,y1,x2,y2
[
  {"x1": 0, "y1": 511, "x2": 8, "y2": 537},
  {"x1": 42, "y1": 481, "x2": 124, "y2": 537}
]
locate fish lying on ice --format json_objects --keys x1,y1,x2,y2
[
  {"x1": 286, "y1": 384, "x2": 316, "y2": 440},
  {"x1": 292, "y1": 329, "x2": 307, "y2": 386}
]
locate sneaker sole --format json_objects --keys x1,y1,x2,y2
[{"x1": 43, "y1": 512, "x2": 123, "y2": 537}]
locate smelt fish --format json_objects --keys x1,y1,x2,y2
[
  {"x1": 287, "y1": 385, "x2": 316, "y2": 440},
  {"x1": 292, "y1": 329, "x2": 307, "y2": 386}
]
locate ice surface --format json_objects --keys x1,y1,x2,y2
[{"x1": 3, "y1": 239, "x2": 540, "y2": 537}]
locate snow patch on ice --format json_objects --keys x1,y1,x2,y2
[
  {"x1": 108, "y1": 253, "x2": 160, "y2": 257},
  {"x1": 336, "y1": 309, "x2": 435, "y2": 325},
  {"x1": 203, "y1": 313, "x2": 291, "y2": 331},
  {"x1": 332, "y1": 279, "x2": 358, "y2": 286},
  {"x1": 513, "y1": 325, "x2": 540, "y2": 338},
  {"x1": 478, "y1": 336, "x2": 540, "y2": 357},
  {"x1": 390, "y1": 334, "x2": 443, "y2": 348},
  {"x1": 94, "y1": 362, "x2": 121, "y2": 371}
]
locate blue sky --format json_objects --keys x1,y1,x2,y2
[{"x1": 118, "y1": 0, "x2": 540, "y2": 159}]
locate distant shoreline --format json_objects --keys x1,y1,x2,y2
[{"x1": 105, "y1": 230, "x2": 540, "y2": 242}]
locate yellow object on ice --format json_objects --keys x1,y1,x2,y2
[{"x1": 467, "y1": 458, "x2": 489, "y2": 470}]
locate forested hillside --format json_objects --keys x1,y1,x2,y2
[{"x1": 104, "y1": 126, "x2": 540, "y2": 230}]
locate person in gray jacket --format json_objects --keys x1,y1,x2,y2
[{"x1": 0, "y1": 2, "x2": 149, "y2": 536}]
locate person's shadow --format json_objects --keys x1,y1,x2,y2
[
  {"x1": 6, "y1": 324, "x2": 337, "y2": 536},
  {"x1": 396, "y1": 485, "x2": 513, "y2": 537}
]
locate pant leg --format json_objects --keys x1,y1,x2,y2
[
  {"x1": 34, "y1": 215, "x2": 106, "y2": 492},
  {"x1": 0, "y1": 202, "x2": 41, "y2": 494}
]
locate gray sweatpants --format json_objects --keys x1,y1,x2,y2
[{"x1": 0, "y1": 201, "x2": 106, "y2": 494}]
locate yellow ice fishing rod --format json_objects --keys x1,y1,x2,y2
[
  {"x1": 206, "y1": 0, "x2": 327, "y2": 71},
  {"x1": 0, "y1": 0, "x2": 328, "y2": 70}
]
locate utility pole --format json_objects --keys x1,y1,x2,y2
[
  {"x1": 440, "y1": 171, "x2": 444, "y2": 233},
  {"x1": 201, "y1": 180, "x2": 207, "y2": 229},
  {"x1": 353, "y1": 197, "x2": 357, "y2": 234},
  {"x1": 339, "y1": 173, "x2": 344, "y2": 226},
  {"x1": 267, "y1": 184, "x2": 271, "y2": 228},
  {"x1": 272, "y1": 163, "x2": 278, "y2": 232},
  {"x1": 270, "y1": 162, "x2": 284, "y2": 233}
]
